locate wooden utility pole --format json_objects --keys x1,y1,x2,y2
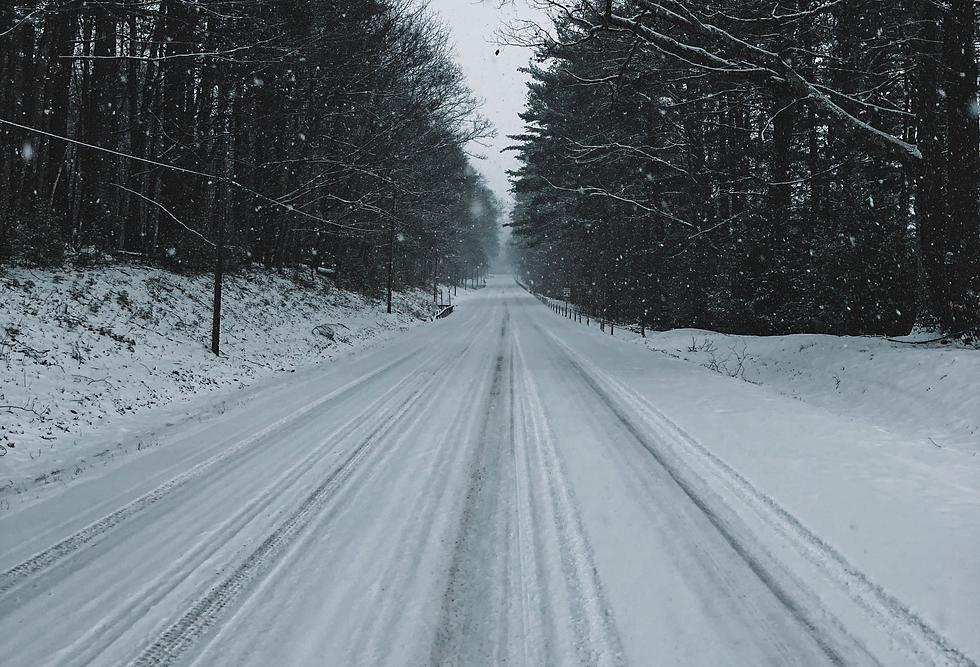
[
  {"x1": 432, "y1": 255, "x2": 438, "y2": 304},
  {"x1": 386, "y1": 214, "x2": 395, "y2": 314},
  {"x1": 211, "y1": 215, "x2": 224, "y2": 355},
  {"x1": 211, "y1": 125, "x2": 231, "y2": 355}
]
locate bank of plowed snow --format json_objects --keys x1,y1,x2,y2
[
  {"x1": 627, "y1": 328, "x2": 979, "y2": 452},
  {"x1": 0, "y1": 262, "x2": 442, "y2": 494},
  {"x1": 539, "y1": 293, "x2": 977, "y2": 452}
]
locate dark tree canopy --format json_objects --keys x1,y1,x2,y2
[
  {"x1": 509, "y1": 0, "x2": 979, "y2": 336},
  {"x1": 0, "y1": 0, "x2": 499, "y2": 298}
]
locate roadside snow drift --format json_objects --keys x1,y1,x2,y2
[
  {"x1": 0, "y1": 263, "x2": 439, "y2": 492},
  {"x1": 628, "y1": 328, "x2": 979, "y2": 452},
  {"x1": 536, "y1": 293, "x2": 977, "y2": 454}
]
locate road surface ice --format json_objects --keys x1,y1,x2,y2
[{"x1": 1, "y1": 278, "x2": 976, "y2": 666}]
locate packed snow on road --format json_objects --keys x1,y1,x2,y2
[
  {"x1": 2, "y1": 0, "x2": 979, "y2": 664},
  {"x1": 1, "y1": 277, "x2": 977, "y2": 666}
]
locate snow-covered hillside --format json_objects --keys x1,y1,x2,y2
[{"x1": 0, "y1": 262, "x2": 443, "y2": 492}]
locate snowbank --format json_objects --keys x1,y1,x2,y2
[
  {"x1": 621, "y1": 328, "x2": 979, "y2": 452},
  {"x1": 0, "y1": 262, "x2": 444, "y2": 493},
  {"x1": 524, "y1": 288, "x2": 977, "y2": 451}
]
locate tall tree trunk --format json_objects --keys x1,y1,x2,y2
[
  {"x1": 121, "y1": 8, "x2": 142, "y2": 252},
  {"x1": 76, "y1": 5, "x2": 116, "y2": 249},
  {"x1": 0, "y1": 2, "x2": 17, "y2": 255},
  {"x1": 942, "y1": 0, "x2": 980, "y2": 330},
  {"x1": 156, "y1": 0, "x2": 195, "y2": 256},
  {"x1": 13, "y1": 15, "x2": 36, "y2": 211},
  {"x1": 914, "y1": 0, "x2": 950, "y2": 328}
]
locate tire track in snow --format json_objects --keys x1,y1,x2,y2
[
  {"x1": 429, "y1": 306, "x2": 625, "y2": 666},
  {"x1": 344, "y1": 318, "x2": 502, "y2": 664},
  {"x1": 511, "y1": 327, "x2": 625, "y2": 667},
  {"x1": 551, "y1": 347, "x2": 848, "y2": 665},
  {"x1": 544, "y1": 326, "x2": 976, "y2": 667},
  {"x1": 0, "y1": 352, "x2": 416, "y2": 602},
  {"x1": 508, "y1": 330, "x2": 535, "y2": 667},
  {"x1": 53, "y1": 349, "x2": 443, "y2": 667},
  {"x1": 132, "y1": 315, "x2": 490, "y2": 667},
  {"x1": 429, "y1": 309, "x2": 514, "y2": 666}
]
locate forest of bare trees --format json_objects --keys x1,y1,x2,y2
[
  {"x1": 0, "y1": 1, "x2": 500, "y2": 301},
  {"x1": 510, "y1": 0, "x2": 979, "y2": 336}
]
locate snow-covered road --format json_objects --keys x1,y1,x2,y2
[{"x1": 1, "y1": 278, "x2": 976, "y2": 666}]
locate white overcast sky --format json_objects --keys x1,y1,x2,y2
[{"x1": 426, "y1": 0, "x2": 552, "y2": 207}]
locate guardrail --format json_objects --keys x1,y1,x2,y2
[{"x1": 519, "y1": 280, "x2": 647, "y2": 338}]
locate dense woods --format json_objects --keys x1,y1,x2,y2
[
  {"x1": 0, "y1": 0, "x2": 499, "y2": 299},
  {"x1": 510, "y1": 0, "x2": 979, "y2": 336}
]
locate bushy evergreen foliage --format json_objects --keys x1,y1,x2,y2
[{"x1": 509, "y1": 0, "x2": 978, "y2": 335}]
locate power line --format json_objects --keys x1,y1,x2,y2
[{"x1": 0, "y1": 116, "x2": 381, "y2": 235}]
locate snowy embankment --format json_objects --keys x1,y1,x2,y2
[
  {"x1": 537, "y1": 293, "x2": 978, "y2": 453},
  {"x1": 0, "y1": 262, "x2": 442, "y2": 496},
  {"x1": 627, "y1": 328, "x2": 979, "y2": 452}
]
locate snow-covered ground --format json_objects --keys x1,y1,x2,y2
[
  {"x1": 634, "y1": 329, "x2": 978, "y2": 451},
  {"x1": 0, "y1": 262, "x2": 449, "y2": 497},
  {"x1": 532, "y1": 285, "x2": 980, "y2": 663},
  {"x1": 539, "y1": 297, "x2": 979, "y2": 454},
  {"x1": 0, "y1": 278, "x2": 976, "y2": 666}
]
